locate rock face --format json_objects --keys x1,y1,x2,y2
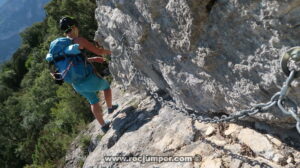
[
  {"x1": 63, "y1": 87, "x2": 300, "y2": 168},
  {"x1": 94, "y1": 0, "x2": 300, "y2": 127}
]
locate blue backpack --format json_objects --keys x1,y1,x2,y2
[{"x1": 46, "y1": 37, "x2": 93, "y2": 84}]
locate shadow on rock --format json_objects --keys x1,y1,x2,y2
[{"x1": 107, "y1": 102, "x2": 160, "y2": 149}]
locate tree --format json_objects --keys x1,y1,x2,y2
[{"x1": 0, "y1": 0, "x2": 100, "y2": 167}]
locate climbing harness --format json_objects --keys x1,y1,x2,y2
[
  {"x1": 111, "y1": 36, "x2": 300, "y2": 134},
  {"x1": 50, "y1": 61, "x2": 73, "y2": 81}
]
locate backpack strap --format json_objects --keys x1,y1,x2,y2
[
  {"x1": 48, "y1": 61, "x2": 64, "y2": 85},
  {"x1": 50, "y1": 53, "x2": 79, "y2": 63}
]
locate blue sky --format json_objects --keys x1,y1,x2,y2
[{"x1": 0, "y1": 0, "x2": 7, "y2": 7}]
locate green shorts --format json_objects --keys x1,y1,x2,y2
[{"x1": 72, "y1": 73, "x2": 110, "y2": 104}]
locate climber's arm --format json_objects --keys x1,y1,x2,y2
[
  {"x1": 87, "y1": 57, "x2": 105, "y2": 63},
  {"x1": 75, "y1": 37, "x2": 110, "y2": 63},
  {"x1": 76, "y1": 37, "x2": 112, "y2": 55}
]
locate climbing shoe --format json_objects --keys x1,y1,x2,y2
[
  {"x1": 101, "y1": 120, "x2": 110, "y2": 133},
  {"x1": 108, "y1": 104, "x2": 119, "y2": 114}
]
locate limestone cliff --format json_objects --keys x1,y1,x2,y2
[
  {"x1": 64, "y1": 1, "x2": 300, "y2": 168},
  {"x1": 64, "y1": 87, "x2": 300, "y2": 168},
  {"x1": 94, "y1": 0, "x2": 300, "y2": 127}
]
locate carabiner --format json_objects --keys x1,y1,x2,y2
[{"x1": 281, "y1": 46, "x2": 300, "y2": 78}]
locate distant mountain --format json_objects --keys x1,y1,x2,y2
[{"x1": 0, "y1": 0, "x2": 50, "y2": 63}]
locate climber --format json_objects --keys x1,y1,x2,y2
[{"x1": 59, "y1": 16, "x2": 118, "y2": 133}]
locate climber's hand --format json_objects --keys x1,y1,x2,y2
[{"x1": 103, "y1": 50, "x2": 112, "y2": 55}]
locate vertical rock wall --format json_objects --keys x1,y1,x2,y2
[{"x1": 94, "y1": 0, "x2": 300, "y2": 126}]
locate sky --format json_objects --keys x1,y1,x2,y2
[{"x1": 0, "y1": 0, "x2": 7, "y2": 7}]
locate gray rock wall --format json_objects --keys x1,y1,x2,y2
[
  {"x1": 94, "y1": 0, "x2": 300, "y2": 126},
  {"x1": 63, "y1": 87, "x2": 300, "y2": 168}
]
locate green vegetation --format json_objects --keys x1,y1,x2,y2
[
  {"x1": 0, "y1": 0, "x2": 106, "y2": 167},
  {"x1": 79, "y1": 135, "x2": 91, "y2": 156}
]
